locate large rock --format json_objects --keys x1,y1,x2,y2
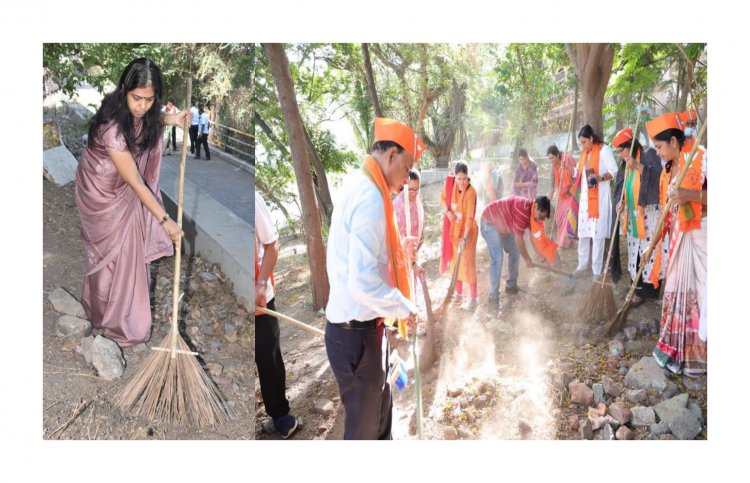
[
  {"x1": 91, "y1": 336, "x2": 125, "y2": 380},
  {"x1": 609, "y1": 402, "x2": 632, "y2": 425},
  {"x1": 638, "y1": 318, "x2": 658, "y2": 335},
  {"x1": 631, "y1": 406, "x2": 656, "y2": 427},
  {"x1": 649, "y1": 421, "x2": 670, "y2": 435},
  {"x1": 623, "y1": 326, "x2": 638, "y2": 341},
  {"x1": 616, "y1": 425, "x2": 634, "y2": 440},
  {"x1": 598, "y1": 424, "x2": 616, "y2": 440},
  {"x1": 56, "y1": 315, "x2": 92, "y2": 338},
  {"x1": 609, "y1": 340, "x2": 625, "y2": 357},
  {"x1": 553, "y1": 372, "x2": 573, "y2": 391},
  {"x1": 687, "y1": 400, "x2": 705, "y2": 425},
  {"x1": 668, "y1": 408, "x2": 702, "y2": 440},
  {"x1": 653, "y1": 393, "x2": 689, "y2": 425},
  {"x1": 569, "y1": 382, "x2": 594, "y2": 406},
  {"x1": 624, "y1": 356, "x2": 669, "y2": 392},
  {"x1": 43, "y1": 145, "x2": 79, "y2": 186},
  {"x1": 601, "y1": 376, "x2": 621, "y2": 397},
  {"x1": 626, "y1": 389, "x2": 648, "y2": 404},
  {"x1": 76, "y1": 336, "x2": 95, "y2": 364},
  {"x1": 49, "y1": 287, "x2": 86, "y2": 318}
]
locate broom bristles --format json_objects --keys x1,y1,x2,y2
[
  {"x1": 578, "y1": 275, "x2": 617, "y2": 323},
  {"x1": 598, "y1": 302, "x2": 632, "y2": 340},
  {"x1": 112, "y1": 332, "x2": 235, "y2": 428}
]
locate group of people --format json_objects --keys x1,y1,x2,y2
[
  {"x1": 159, "y1": 99, "x2": 211, "y2": 159},
  {"x1": 70, "y1": 56, "x2": 705, "y2": 441}
]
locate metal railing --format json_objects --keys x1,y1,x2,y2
[{"x1": 210, "y1": 121, "x2": 255, "y2": 164}]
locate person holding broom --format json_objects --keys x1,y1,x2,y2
[
  {"x1": 612, "y1": 127, "x2": 666, "y2": 306},
  {"x1": 546, "y1": 144, "x2": 576, "y2": 250},
  {"x1": 480, "y1": 195, "x2": 555, "y2": 311},
  {"x1": 325, "y1": 117, "x2": 422, "y2": 439},
  {"x1": 254, "y1": 191, "x2": 300, "y2": 439},
  {"x1": 445, "y1": 161, "x2": 479, "y2": 310},
  {"x1": 75, "y1": 57, "x2": 189, "y2": 347},
  {"x1": 571, "y1": 124, "x2": 618, "y2": 281},
  {"x1": 646, "y1": 112, "x2": 708, "y2": 377}
]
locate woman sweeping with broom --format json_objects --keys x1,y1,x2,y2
[
  {"x1": 612, "y1": 127, "x2": 666, "y2": 306},
  {"x1": 76, "y1": 58, "x2": 190, "y2": 347},
  {"x1": 645, "y1": 113, "x2": 708, "y2": 377}
]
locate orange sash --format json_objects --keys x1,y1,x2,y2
[
  {"x1": 621, "y1": 152, "x2": 647, "y2": 240},
  {"x1": 361, "y1": 155, "x2": 411, "y2": 338},
  {"x1": 676, "y1": 146, "x2": 705, "y2": 232},
  {"x1": 529, "y1": 201, "x2": 558, "y2": 263},
  {"x1": 254, "y1": 244, "x2": 275, "y2": 317},
  {"x1": 576, "y1": 143, "x2": 601, "y2": 219}
]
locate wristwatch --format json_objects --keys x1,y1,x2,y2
[{"x1": 159, "y1": 213, "x2": 170, "y2": 225}]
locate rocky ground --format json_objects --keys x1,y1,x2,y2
[
  {"x1": 255, "y1": 181, "x2": 707, "y2": 440},
  {"x1": 43, "y1": 106, "x2": 255, "y2": 440}
]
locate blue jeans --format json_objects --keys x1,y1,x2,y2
[{"x1": 480, "y1": 220, "x2": 519, "y2": 301}]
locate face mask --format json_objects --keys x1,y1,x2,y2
[{"x1": 684, "y1": 127, "x2": 696, "y2": 138}]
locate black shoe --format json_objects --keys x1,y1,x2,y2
[
  {"x1": 205, "y1": 157, "x2": 211, "y2": 161},
  {"x1": 194, "y1": 155, "x2": 201, "y2": 159},
  {"x1": 505, "y1": 285, "x2": 519, "y2": 295},
  {"x1": 273, "y1": 414, "x2": 300, "y2": 439}
]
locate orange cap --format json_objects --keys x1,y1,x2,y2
[
  {"x1": 613, "y1": 127, "x2": 633, "y2": 148},
  {"x1": 374, "y1": 117, "x2": 426, "y2": 161},
  {"x1": 646, "y1": 112, "x2": 685, "y2": 139},
  {"x1": 680, "y1": 109, "x2": 698, "y2": 124}
]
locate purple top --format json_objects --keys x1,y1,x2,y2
[{"x1": 511, "y1": 158, "x2": 538, "y2": 199}]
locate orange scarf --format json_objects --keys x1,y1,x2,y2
[
  {"x1": 450, "y1": 181, "x2": 475, "y2": 239},
  {"x1": 648, "y1": 146, "x2": 705, "y2": 288},
  {"x1": 254, "y1": 243, "x2": 275, "y2": 316},
  {"x1": 529, "y1": 201, "x2": 558, "y2": 263},
  {"x1": 621, "y1": 151, "x2": 647, "y2": 240},
  {"x1": 361, "y1": 155, "x2": 411, "y2": 338},
  {"x1": 576, "y1": 143, "x2": 601, "y2": 219}
]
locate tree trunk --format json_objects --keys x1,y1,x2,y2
[
  {"x1": 361, "y1": 44, "x2": 383, "y2": 118},
  {"x1": 303, "y1": 123, "x2": 333, "y2": 227},
  {"x1": 571, "y1": 78, "x2": 579, "y2": 150},
  {"x1": 565, "y1": 43, "x2": 615, "y2": 136},
  {"x1": 263, "y1": 43, "x2": 330, "y2": 309}
]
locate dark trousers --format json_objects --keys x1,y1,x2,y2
[
  {"x1": 634, "y1": 252, "x2": 661, "y2": 299},
  {"x1": 325, "y1": 321, "x2": 392, "y2": 440},
  {"x1": 189, "y1": 125, "x2": 198, "y2": 153},
  {"x1": 170, "y1": 126, "x2": 177, "y2": 151},
  {"x1": 196, "y1": 133, "x2": 210, "y2": 159},
  {"x1": 254, "y1": 298, "x2": 290, "y2": 419}
]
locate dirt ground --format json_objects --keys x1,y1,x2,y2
[
  {"x1": 255, "y1": 180, "x2": 707, "y2": 440},
  {"x1": 42, "y1": 112, "x2": 255, "y2": 440}
]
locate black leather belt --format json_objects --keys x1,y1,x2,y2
[{"x1": 335, "y1": 318, "x2": 384, "y2": 330}]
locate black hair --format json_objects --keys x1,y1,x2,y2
[
  {"x1": 518, "y1": 148, "x2": 529, "y2": 159},
  {"x1": 408, "y1": 170, "x2": 420, "y2": 182},
  {"x1": 653, "y1": 128, "x2": 685, "y2": 151},
  {"x1": 87, "y1": 57, "x2": 164, "y2": 154},
  {"x1": 454, "y1": 161, "x2": 468, "y2": 175},
  {"x1": 167, "y1": 98, "x2": 174, "y2": 104},
  {"x1": 535, "y1": 195, "x2": 551, "y2": 219},
  {"x1": 547, "y1": 145, "x2": 560, "y2": 157},
  {"x1": 615, "y1": 138, "x2": 643, "y2": 157},
  {"x1": 578, "y1": 124, "x2": 603, "y2": 144},
  {"x1": 371, "y1": 140, "x2": 404, "y2": 154}
]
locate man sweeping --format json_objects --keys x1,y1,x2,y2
[
  {"x1": 479, "y1": 195, "x2": 556, "y2": 310},
  {"x1": 325, "y1": 117, "x2": 424, "y2": 439},
  {"x1": 255, "y1": 191, "x2": 300, "y2": 439}
]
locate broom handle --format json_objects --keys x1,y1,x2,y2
[
  {"x1": 600, "y1": 93, "x2": 645, "y2": 288},
  {"x1": 622, "y1": 120, "x2": 707, "y2": 304},
  {"x1": 437, "y1": 242, "x2": 465, "y2": 315},
  {"x1": 255, "y1": 306, "x2": 325, "y2": 336},
  {"x1": 532, "y1": 263, "x2": 573, "y2": 278},
  {"x1": 169, "y1": 78, "x2": 192, "y2": 358},
  {"x1": 403, "y1": 182, "x2": 423, "y2": 440}
]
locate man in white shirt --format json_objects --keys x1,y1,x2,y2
[
  {"x1": 189, "y1": 102, "x2": 200, "y2": 155},
  {"x1": 195, "y1": 107, "x2": 211, "y2": 160},
  {"x1": 325, "y1": 117, "x2": 424, "y2": 439},
  {"x1": 255, "y1": 191, "x2": 299, "y2": 438}
]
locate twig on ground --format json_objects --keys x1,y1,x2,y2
[{"x1": 49, "y1": 400, "x2": 91, "y2": 439}]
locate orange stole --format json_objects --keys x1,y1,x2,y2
[
  {"x1": 449, "y1": 183, "x2": 478, "y2": 285},
  {"x1": 529, "y1": 201, "x2": 558, "y2": 263},
  {"x1": 677, "y1": 146, "x2": 705, "y2": 232},
  {"x1": 361, "y1": 156, "x2": 411, "y2": 338},
  {"x1": 575, "y1": 143, "x2": 602, "y2": 219}
]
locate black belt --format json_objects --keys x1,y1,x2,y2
[{"x1": 334, "y1": 318, "x2": 384, "y2": 330}]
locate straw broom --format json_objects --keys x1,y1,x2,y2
[
  {"x1": 599, "y1": 120, "x2": 707, "y2": 339},
  {"x1": 579, "y1": 94, "x2": 645, "y2": 323},
  {"x1": 113, "y1": 78, "x2": 234, "y2": 428}
]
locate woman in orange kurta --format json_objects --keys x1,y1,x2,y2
[{"x1": 445, "y1": 162, "x2": 478, "y2": 310}]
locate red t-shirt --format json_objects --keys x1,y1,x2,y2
[{"x1": 481, "y1": 195, "x2": 532, "y2": 236}]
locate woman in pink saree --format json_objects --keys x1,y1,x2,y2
[
  {"x1": 394, "y1": 170, "x2": 425, "y2": 254},
  {"x1": 75, "y1": 58, "x2": 190, "y2": 347},
  {"x1": 546, "y1": 145, "x2": 576, "y2": 249}
]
